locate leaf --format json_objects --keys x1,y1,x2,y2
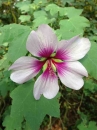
[
  {"x1": 0, "y1": 54, "x2": 9, "y2": 70},
  {"x1": 56, "y1": 28, "x2": 82, "y2": 40},
  {"x1": 0, "y1": 80, "x2": 15, "y2": 97},
  {"x1": 15, "y1": 1, "x2": 31, "y2": 14},
  {"x1": 56, "y1": 16, "x2": 90, "y2": 39},
  {"x1": 0, "y1": 24, "x2": 31, "y2": 63},
  {"x1": 33, "y1": 0, "x2": 47, "y2": 5},
  {"x1": 0, "y1": 80, "x2": 8, "y2": 97},
  {"x1": 8, "y1": 25, "x2": 31, "y2": 62},
  {"x1": 3, "y1": 115, "x2": 21, "y2": 130},
  {"x1": 0, "y1": 1, "x2": 3, "y2": 6},
  {"x1": 77, "y1": 121, "x2": 97, "y2": 130},
  {"x1": 63, "y1": 7, "x2": 83, "y2": 18},
  {"x1": 24, "y1": 123, "x2": 32, "y2": 130},
  {"x1": 2, "y1": 106, "x2": 11, "y2": 119},
  {"x1": 89, "y1": 35, "x2": 97, "y2": 42},
  {"x1": 3, "y1": 81, "x2": 60, "y2": 130},
  {"x1": 19, "y1": 15, "x2": 31, "y2": 23},
  {"x1": 0, "y1": 24, "x2": 31, "y2": 45},
  {"x1": 81, "y1": 42, "x2": 97, "y2": 79},
  {"x1": 33, "y1": 10, "x2": 47, "y2": 18},
  {"x1": 84, "y1": 79, "x2": 97, "y2": 96},
  {"x1": 61, "y1": 0, "x2": 74, "y2": 4},
  {"x1": 8, "y1": 34, "x2": 28, "y2": 62},
  {"x1": 45, "y1": 4, "x2": 82, "y2": 17},
  {"x1": 0, "y1": 71, "x2": 16, "y2": 97},
  {"x1": 33, "y1": 16, "x2": 50, "y2": 28},
  {"x1": 45, "y1": 4, "x2": 59, "y2": 16}
]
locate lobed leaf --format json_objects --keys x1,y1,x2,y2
[
  {"x1": 56, "y1": 16, "x2": 90, "y2": 39},
  {"x1": 33, "y1": 10, "x2": 47, "y2": 18},
  {"x1": 81, "y1": 42, "x2": 97, "y2": 79},
  {"x1": 45, "y1": 4, "x2": 59, "y2": 16},
  {"x1": 3, "y1": 81, "x2": 60, "y2": 130},
  {"x1": 77, "y1": 121, "x2": 97, "y2": 130},
  {"x1": 33, "y1": 16, "x2": 50, "y2": 28},
  {"x1": 0, "y1": 24, "x2": 31, "y2": 62},
  {"x1": 84, "y1": 79, "x2": 97, "y2": 96},
  {"x1": 19, "y1": 15, "x2": 31, "y2": 23},
  {"x1": 15, "y1": 1, "x2": 31, "y2": 14}
]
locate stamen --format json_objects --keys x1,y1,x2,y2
[{"x1": 50, "y1": 52, "x2": 56, "y2": 57}]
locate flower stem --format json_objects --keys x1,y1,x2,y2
[{"x1": 48, "y1": 116, "x2": 52, "y2": 130}]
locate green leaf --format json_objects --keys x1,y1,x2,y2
[
  {"x1": 33, "y1": 10, "x2": 47, "y2": 18},
  {"x1": 77, "y1": 121, "x2": 97, "y2": 130},
  {"x1": 33, "y1": 0, "x2": 47, "y2": 5},
  {"x1": 56, "y1": 28, "x2": 82, "y2": 40},
  {"x1": 3, "y1": 115, "x2": 21, "y2": 130},
  {"x1": 0, "y1": 80, "x2": 8, "y2": 97},
  {"x1": 0, "y1": 54, "x2": 9, "y2": 70},
  {"x1": 45, "y1": 4, "x2": 59, "y2": 16},
  {"x1": 56, "y1": 16, "x2": 90, "y2": 39},
  {"x1": 3, "y1": 81, "x2": 60, "y2": 130},
  {"x1": 15, "y1": 1, "x2": 31, "y2": 14},
  {"x1": 19, "y1": 15, "x2": 31, "y2": 23},
  {"x1": 0, "y1": 80, "x2": 15, "y2": 97},
  {"x1": 63, "y1": 7, "x2": 83, "y2": 18},
  {"x1": 0, "y1": 1, "x2": 3, "y2": 6},
  {"x1": 81, "y1": 42, "x2": 97, "y2": 79},
  {"x1": 0, "y1": 24, "x2": 31, "y2": 45},
  {"x1": 24, "y1": 123, "x2": 32, "y2": 130},
  {"x1": 45, "y1": 4, "x2": 82, "y2": 17},
  {"x1": 0, "y1": 71, "x2": 16, "y2": 97},
  {"x1": 84, "y1": 79, "x2": 97, "y2": 96},
  {"x1": 61, "y1": 0, "x2": 74, "y2": 4},
  {"x1": 33, "y1": 16, "x2": 50, "y2": 28},
  {"x1": 89, "y1": 35, "x2": 97, "y2": 42},
  {"x1": 0, "y1": 25, "x2": 31, "y2": 70},
  {"x1": 0, "y1": 24, "x2": 31, "y2": 62}
]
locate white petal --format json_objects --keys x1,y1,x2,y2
[
  {"x1": 9, "y1": 56, "x2": 42, "y2": 71},
  {"x1": 59, "y1": 70, "x2": 84, "y2": 90},
  {"x1": 33, "y1": 68, "x2": 59, "y2": 100},
  {"x1": 10, "y1": 69, "x2": 38, "y2": 84},
  {"x1": 26, "y1": 24, "x2": 58, "y2": 57},
  {"x1": 67, "y1": 61, "x2": 88, "y2": 77},
  {"x1": 55, "y1": 61, "x2": 87, "y2": 90},
  {"x1": 9, "y1": 56, "x2": 44, "y2": 84},
  {"x1": 56, "y1": 36, "x2": 91, "y2": 61}
]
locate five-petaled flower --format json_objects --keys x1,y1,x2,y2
[{"x1": 9, "y1": 24, "x2": 91, "y2": 100}]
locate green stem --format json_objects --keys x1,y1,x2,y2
[{"x1": 48, "y1": 116, "x2": 52, "y2": 130}]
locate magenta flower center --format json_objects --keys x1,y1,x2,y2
[{"x1": 42, "y1": 52, "x2": 63, "y2": 73}]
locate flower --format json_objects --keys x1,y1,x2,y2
[{"x1": 9, "y1": 24, "x2": 91, "y2": 100}]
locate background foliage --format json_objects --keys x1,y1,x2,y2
[{"x1": 0, "y1": 0, "x2": 97, "y2": 130}]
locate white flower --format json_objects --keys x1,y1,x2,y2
[{"x1": 9, "y1": 24, "x2": 91, "y2": 100}]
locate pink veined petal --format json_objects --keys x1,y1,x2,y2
[
  {"x1": 9, "y1": 56, "x2": 44, "y2": 71},
  {"x1": 33, "y1": 65, "x2": 59, "y2": 100},
  {"x1": 55, "y1": 36, "x2": 91, "y2": 61},
  {"x1": 9, "y1": 56, "x2": 44, "y2": 84},
  {"x1": 66, "y1": 61, "x2": 88, "y2": 77},
  {"x1": 26, "y1": 24, "x2": 58, "y2": 57},
  {"x1": 54, "y1": 61, "x2": 87, "y2": 90},
  {"x1": 10, "y1": 69, "x2": 37, "y2": 84}
]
